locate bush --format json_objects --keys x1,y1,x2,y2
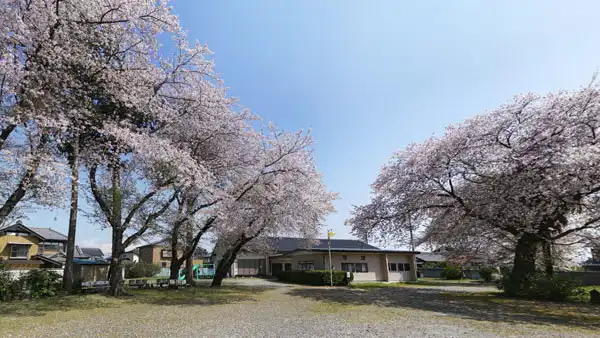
[
  {"x1": 276, "y1": 270, "x2": 353, "y2": 286},
  {"x1": 440, "y1": 266, "x2": 462, "y2": 280},
  {"x1": 478, "y1": 267, "x2": 495, "y2": 282},
  {"x1": 0, "y1": 266, "x2": 15, "y2": 301},
  {"x1": 497, "y1": 272, "x2": 585, "y2": 301},
  {"x1": 421, "y1": 261, "x2": 447, "y2": 269},
  {"x1": 20, "y1": 269, "x2": 62, "y2": 299},
  {"x1": 126, "y1": 262, "x2": 161, "y2": 278}
]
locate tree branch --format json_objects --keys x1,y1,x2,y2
[
  {"x1": 89, "y1": 164, "x2": 112, "y2": 223},
  {"x1": 123, "y1": 191, "x2": 179, "y2": 249}
]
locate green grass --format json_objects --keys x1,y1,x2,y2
[
  {"x1": 0, "y1": 285, "x2": 264, "y2": 333},
  {"x1": 417, "y1": 277, "x2": 484, "y2": 284},
  {"x1": 350, "y1": 279, "x2": 490, "y2": 290}
]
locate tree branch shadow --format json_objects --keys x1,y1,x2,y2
[{"x1": 287, "y1": 286, "x2": 600, "y2": 329}]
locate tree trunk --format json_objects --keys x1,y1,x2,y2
[
  {"x1": 185, "y1": 230, "x2": 195, "y2": 285},
  {"x1": 108, "y1": 163, "x2": 123, "y2": 297},
  {"x1": 512, "y1": 232, "x2": 539, "y2": 280},
  {"x1": 169, "y1": 259, "x2": 182, "y2": 289},
  {"x1": 211, "y1": 251, "x2": 234, "y2": 287},
  {"x1": 62, "y1": 137, "x2": 79, "y2": 294},
  {"x1": 169, "y1": 230, "x2": 181, "y2": 287},
  {"x1": 542, "y1": 240, "x2": 554, "y2": 276},
  {"x1": 211, "y1": 239, "x2": 247, "y2": 287},
  {"x1": 108, "y1": 229, "x2": 124, "y2": 296}
]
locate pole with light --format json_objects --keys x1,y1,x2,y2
[{"x1": 327, "y1": 229, "x2": 335, "y2": 287}]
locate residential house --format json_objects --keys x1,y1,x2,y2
[
  {"x1": 582, "y1": 246, "x2": 600, "y2": 272},
  {"x1": 120, "y1": 249, "x2": 139, "y2": 263},
  {"x1": 0, "y1": 221, "x2": 109, "y2": 281},
  {"x1": 216, "y1": 237, "x2": 419, "y2": 282},
  {"x1": 137, "y1": 241, "x2": 203, "y2": 268},
  {"x1": 0, "y1": 221, "x2": 68, "y2": 270}
]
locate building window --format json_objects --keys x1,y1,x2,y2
[
  {"x1": 360, "y1": 256, "x2": 366, "y2": 261},
  {"x1": 161, "y1": 250, "x2": 172, "y2": 258},
  {"x1": 393, "y1": 263, "x2": 411, "y2": 272},
  {"x1": 38, "y1": 242, "x2": 63, "y2": 254},
  {"x1": 341, "y1": 263, "x2": 369, "y2": 273},
  {"x1": 10, "y1": 245, "x2": 29, "y2": 259},
  {"x1": 298, "y1": 261, "x2": 314, "y2": 271},
  {"x1": 388, "y1": 263, "x2": 397, "y2": 271},
  {"x1": 342, "y1": 255, "x2": 347, "y2": 261}
]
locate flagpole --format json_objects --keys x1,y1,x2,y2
[{"x1": 328, "y1": 229, "x2": 333, "y2": 287}]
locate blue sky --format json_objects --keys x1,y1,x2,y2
[{"x1": 28, "y1": 0, "x2": 600, "y2": 252}]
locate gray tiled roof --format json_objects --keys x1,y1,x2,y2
[
  {"x1": 267, "y1": 237, "x2": 381, "y2": 252},
  {"x1": 416, "y1": 252, "x2": 447, "y2": 262},
  {"x1": 29, "y1": 227, "x2": 68, "y2": 241},
  {"x1": 80, "y1": 247, "x2": 104, "y2": 258}
]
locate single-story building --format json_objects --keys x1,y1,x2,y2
[
  {"x1": 416, "y1": 252, "x2": 447, "y2": 267},
  {"x1": 221, "y1": 237, "x2": 419, "y2": 282}
]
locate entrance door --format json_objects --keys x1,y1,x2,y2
[
  {"x1": 237, "y1": 259, "x2": 260, "y2": 276},
  {"x1": 271, "y1": 263, "x2": 283, "y2": 276},
  {"x1": 284, "y1": 263, "x2": 292, "y2": 271}
]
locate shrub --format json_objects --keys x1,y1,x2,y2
[
  {"x1": 478, "y1": 267, "x2": 495, "y2": 282},
  {"x1": 440, "y1": 266, "x2": 462, "y2": 280},
  {"x1": 498, "y1": 272, "x2": 585, "y2": 301},
  {"x1": 126, "y1": 262, "x2": 161, "y2": 278},
  {"x1": 421, "y1": 261, "x2": 447, "y2": 269},
  {"x1": 20, "y1": 269, "x2": 62, "y2": 299},
  {"x1": 421, "y1": 262, "x2": 448, "y2": 269},
  {"x1": 276, "y1": 270, "x2": 353, "y2": 286},
  {"x1": 0, "y1": 265, "x2": 15, "y2": 301}
]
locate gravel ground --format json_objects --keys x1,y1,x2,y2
[{"x1": 4, "y1": 279, "x2": 599, "y2": 338}]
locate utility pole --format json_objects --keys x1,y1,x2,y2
[
  {"x1": 408, "y1": 217, "x2": 415, "y2": 252},
  {"x1": 327, "y1": 229, "x2": 334, "y2": 287}
]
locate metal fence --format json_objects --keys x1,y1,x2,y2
[
  {"x1": 557, "y1": 271, "x2": 600, "y2": 286},
  {"x1": 7, "y1": 268, "x2": 64, "y2": 279}
]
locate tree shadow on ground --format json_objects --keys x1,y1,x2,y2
[
  {"x1": 0, "y1": 294, "x2": 121, "y2": 318},
  {"x1": 125, "y1": 285, "x2": 273, "y2": 306},
  {"x1": 410, "y1": 280, "x2": 495, "y2": 287},
  {"x1": 287, "y1": 286, "x2": 600, "y2": 329},
  {"x1": 0, "y1": 285, "x2": 273, "y2": 319}
]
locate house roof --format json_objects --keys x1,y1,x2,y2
[
  {"x1": 35, "y1": 254, "x2": 64, "y2": 267},
  {"x1": 290, "y1": 248, "x2": 419, "y2": 254},
  {"x1": 416, "y1": 252, "x2": 447, "y2": 262},
  {"x1": 73, "y1": 258, "x2": 110, "y2": 265},
  {"x1": 136, "y1": 240, "x2": 168, "y2": 249},
  {"x1": 79, "y1": 247, "x2": 104, "y2": 258},
  {"x1": 267, "y1": 237, "x2": 381, "y2": 252},
  {"x1": 582, "y1": 259, "x2": 600, "y2": 266},
  {"x1": 0, "y1": 222, "x2": 67, "y2": 242},
  {"x1": 29, "y1": 227, "x2": 67, "y2": 242}
]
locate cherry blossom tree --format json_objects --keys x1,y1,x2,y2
[
  {"x1": 210, "y1": 128, "x2": 337, "y2": 287},
  {"x1": 348, "y1": 82, "x2": 600, "y2": 284}
]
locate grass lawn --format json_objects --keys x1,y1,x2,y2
[
  {"x1": 350, "y1": 279, "x2": 492, "y2": 290},
  {"x1": 416, "y1": 277, "x2": 486, "y2": 284},
  {"x1": 294, "y1": 282, "x2": 600, "y2": 332},
  {"x1": 0, "y1": 285, "x2": 264, "y2": 334},
  {"x1": 350, "y1": 280, "x2": 600, "y2": 303}
]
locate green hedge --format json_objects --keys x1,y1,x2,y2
[
  {"x1": 276, "y1": 270, "x2": 353, "y2": 286},
  {"x1": 0, "y1": 266, "x2": 61, "y2": 301},
  {"x1": 440, "y1": 266, "x2": 462, "y2": 280},
  {"x1": 125, "y1": 262, "x2": 161, "y2": 278},
  {"x1": 497, "y1": 272, "x2": 586, "y2": 301}
]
